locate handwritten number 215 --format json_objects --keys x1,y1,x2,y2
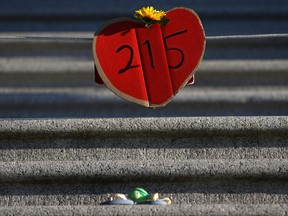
[{"x1": 117, "y1": 30, "x2": 188, "y2": 74}]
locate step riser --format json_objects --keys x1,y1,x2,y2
[
  {"x1": 1, "y1": 205, "x2": 288, "y2": 216},
  {"x1": 0, "y1": 135, "x2": 287, "y2": 162},
  {"x1": 1, "y1": 101, "x2": 288, "y2": 117},
  {"x1": 0, "y1": 181, "x2": 287, "y2": 206},
  {"x1": 0, "y1": 117, "x2": 287, "y2": 139},
  {"x1": 1, "y1": 72, "x2": 288, "y2": 87},
  {"x1": 1, "y1": 40, "x2": 288, "y2": 59},
  {"x1": 1, "y1": 59, "x2": 287, "y2": 87},
  {"x1": 1, "y1": 160, "x2": 287, "y2": 183}
]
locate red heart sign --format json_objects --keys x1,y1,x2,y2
[{"x1": 93, "y1": 8, "x2": 205, "y2": 108}]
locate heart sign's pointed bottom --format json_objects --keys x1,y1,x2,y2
[{"x1": 93, "y1": 8, "x2": 206, "y2": 108}]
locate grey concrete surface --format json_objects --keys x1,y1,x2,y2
[
  {"x1": 1, "y1": 34, "x2": 288, "y2": 60},
  {"x1": 2, "y1": 0, "x2": 287, "y2": 17},
  {"x1": 1, "y1": 1, "x2": 287, "y2": 118},
  {"x1": 0, "y1": 87, "x2": 288, "y2": 118},
  {"x1": 1, "y1": 0, "x2": 287, "y2": 35},
  {"x1": 0, "y1": 204, "x2": 288, "y2": 216},
  {"x1": 1, "y1": 59, "x2": 288, "y2": 87},
  {"x1": 0, "y1": 159, "x2": 287, "y2": 183},
  {"x1": 0, "y1": 117, "x2": 287, "y2": 209},
  {"x1": 0, "y1": 117, "x2": 287, "y2": 138},
  {"x1": 0, "y1": 180, "x2": 287, "y2": 206},
  {"x1": 0, "y1": 1, "x2": 287, "y2": 214},
  {"x1": 0, "y1": 139, "x2": 286, "y2": 162},
  {"x1": 1, "y1": 37, "x2": 287, "y2": 117}
]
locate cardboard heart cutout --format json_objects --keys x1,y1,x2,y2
[{"x1": 93, "y1": 8, "x2": 205, "y2": 108}]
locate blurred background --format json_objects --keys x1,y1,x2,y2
[{"x1": 0, "y1": 0, "x2": 288, "y2": 117}]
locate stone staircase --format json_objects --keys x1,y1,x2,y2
[
  {"x1": 0, "y1": 117, "x2": 287, "y2": 215},
  {"x1": 0, "y1": 42, "x2": 287, "y2": 118},
  {"x1": 0, "y1": 0, "x2": 288, "y2": 215}
]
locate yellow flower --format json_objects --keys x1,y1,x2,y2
[
  {"x1": 134, "y1": 6, "x2": 169, "y2": 28},
  {"x1": 135, "y1": 6, "x2": 166, "y2": 21}
]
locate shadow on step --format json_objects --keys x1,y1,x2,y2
[{"x1": 0, "y1": 180, "x2": 287, "y2": 205}]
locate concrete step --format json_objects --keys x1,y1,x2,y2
[
  {"x1": 1, "y1": 58, "x2": 288, "y2": 87},
  {"x1": 1, "y1": 117, "x2": 286, "y2": 137},
  {"x1": 0, "y1": 180, "x2": 287, "y2": 207},
  {"x1": 1, "y1": 1, "x2": 287, "y2": 215},
  {"x1": 1, "y1": 0, "x2": 287, "y2": 35},
  {"x1": 0, "y1": 86, "x2": 287, "y2": 117},
  {"x1": 1, "y1": 159, "x2": 287, "y2": 183},
  {"x1": 1, "y1": 36, "x2": 287, "y2": 117},
  {"x1": 0, "y1": 117, "x2": 287, "y2": 210},
  {"x1": 1, "y1": 32, "x2": 288, "y2": 60},
  {"x1": 1, "y1": 0, "x2": 287, "y2": 17},
  {"x1": 1, "y1": 205, "x2": 288, "y2": 216},
  {"x1": 0, "y1": 117, "x2": 287, "y2": 161},
  {"x1": 1, "y1": 32, "x2": 287, "y2": 121}
]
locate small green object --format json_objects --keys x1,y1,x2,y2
[{"x1": 128, "y1": 188, "x2": 152, "y2": 203}]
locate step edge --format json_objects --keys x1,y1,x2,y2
[
  {"x1": 0, "y1": 204, "x2": 287, "y2": 216},
  {"x1": 0, "y1": 117, "x2": 287, "y2": 139}
]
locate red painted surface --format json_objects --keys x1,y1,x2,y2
[
  {"x1": 94, "y1": 21, "x2": 148, "y2": 103},
  {"x1": 93, "y1": 8, "x2": 205, "y2": 107},
  {"x1": 135, "y1": 24, "x2": 173, "y2": 105},
  {"x1": 162, "y1": 8, "x2": 205, "y2": 93}
]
